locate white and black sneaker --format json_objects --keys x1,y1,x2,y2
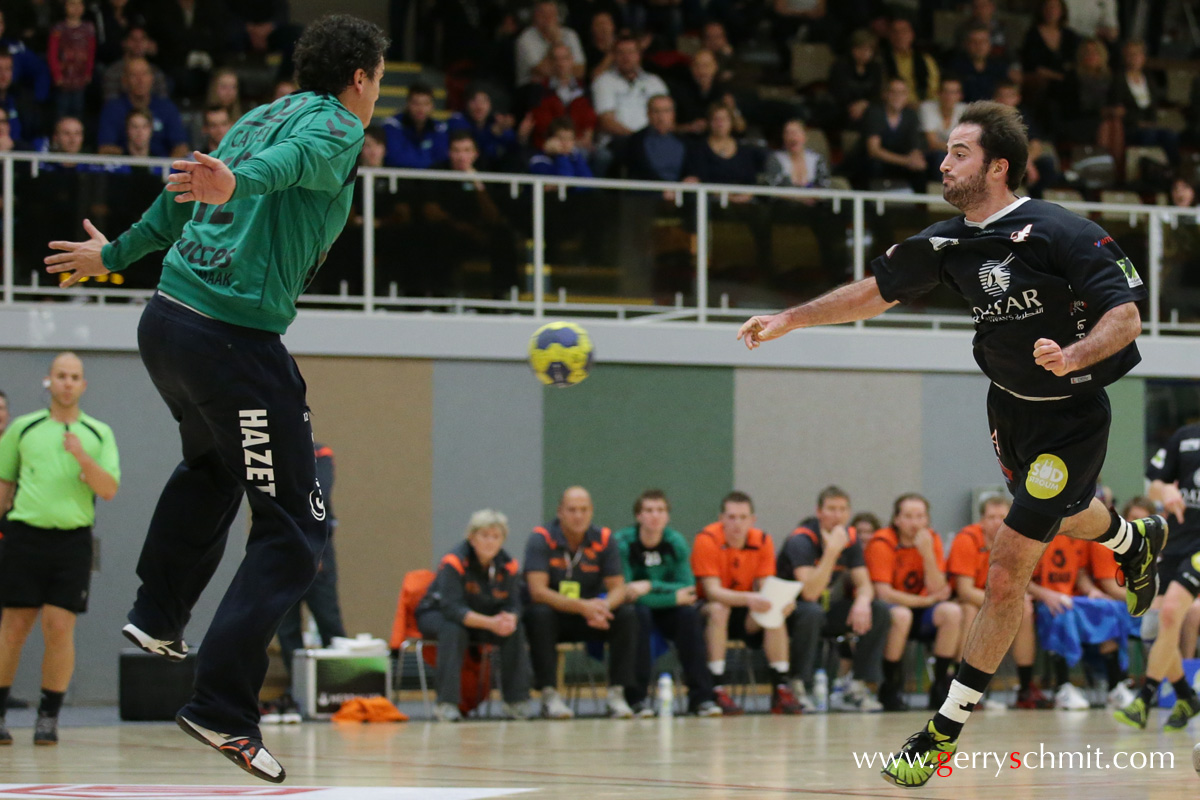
[
  {"x1": 176, "y1": 714, "x2": 286, "y2": 784},
  {"x1": 123, "y1": 623, "x2": 189, "y2": 662}
]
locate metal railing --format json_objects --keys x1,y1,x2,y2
[{"x1": 3, "y1": 151, "x2": 1199, "y2": 336}]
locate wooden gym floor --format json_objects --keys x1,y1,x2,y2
[{"x1": 1, "y1": 706, "x2": 1198, "y2": 799}]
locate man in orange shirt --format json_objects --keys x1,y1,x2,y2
[
  {"x1": 949, "y1": 494, "x2": 1050, "y2": 709},
  {"x1": 692, "y1": 491, "x2": 801, "y2": 715},
  {"x1": 865, "y1": 493, "x2": 961, "y2": 711}
]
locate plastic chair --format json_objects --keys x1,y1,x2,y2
[{"x1": 389, "y1": 569, "x2": 436, "y2": 717}]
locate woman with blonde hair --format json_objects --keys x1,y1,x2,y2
[
  {"x1": 415, "y1": 509, "x2": 531, "y2": 721},
  {"x1": 205, "y1": 68, "x2": 243, "y2": 121}
]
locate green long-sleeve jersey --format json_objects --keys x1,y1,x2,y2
[
  {"x1": 615, "y1": 525, "x2": 696, "y2": 609},
  {"x1": 101, "y1": 91, "x2": 364, "y2": 333}
]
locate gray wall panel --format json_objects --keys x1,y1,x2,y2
[
  {"x1": 733, "y1": 369, "x2": 923, "y2": 543},
  {"x1": 919, "y1": 373, "x2": 1006, "y2": 540},
  {"x1": 2, "y1": 349, "x2": 244, "y2": 705},
  {"x1": 431, "y1": 361, "x2": 543, "y2": 564}
]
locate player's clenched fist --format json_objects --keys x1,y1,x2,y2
[{"x1": 1032, "y1": 337, "x2": 1073, "y2": 376}]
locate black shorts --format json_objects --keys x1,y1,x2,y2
[
  {"x1": 726, "y1": 607, "x2": 765, "y2": 649},
  {"x1": 1157, "y1": 549, "x2": 1200, "y2": 597},
  {"x1": 0, "y1": 520, "x2": 93, "y2": 613},
  {"x1": 987, "y1": 384, "x2": 1110, "y2": 542}
]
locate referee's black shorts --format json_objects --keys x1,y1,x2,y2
[
  {"x1": 1157, "y1": 547, "x2": 1200, "y2": 597},
  {"x1": 987, "y1": 384, "x2": 1110, "y2": 543},
  {"x1": 0, "y1": 519, "x2": 93, "y2": 613}
]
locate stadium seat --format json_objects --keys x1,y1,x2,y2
[
  {"x1": 1124, "y1": 146, "x2": 1169, "y2": 186},
  {"x1": 805, "y1": 127, "x2": 832, "y2": 162},
  {"x1": 1044, "y1": 188, "x2": 1084, "y2": 205},
  {"x1": 790, "y1": 42, "x2": 834, "y2": 89}
]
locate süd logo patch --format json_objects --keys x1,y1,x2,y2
[{"x1": 1026, "y1": 454, "x2": 1068, "y2": 499}]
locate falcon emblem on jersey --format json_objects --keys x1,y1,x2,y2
[
  {"x1": 979, "y1": 254, "x2": 1014, "y2": 298},
  {"x1": 1010, "y1": 224, "x2": 1033, "y2": 243}
]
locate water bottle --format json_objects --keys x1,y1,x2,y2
[
  {"x1": 813, "y1": 669, "x2": 829, "y2": 713},
  {"x1": 657, "y1": 673, "x2": 675, "y2": 718}
]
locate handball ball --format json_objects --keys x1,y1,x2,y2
[{"x1": 528, "y1": 322, "x2": 593, "y2": 387}]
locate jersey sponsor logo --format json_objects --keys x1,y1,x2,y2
[
  {"x1": 1010, "y1": 223, "x2": 1033, "y2": 243},
  {"x1": 239, "y1": 409, "x2": 276, "y2": 497},
  {"x1": 1151, "y1": 448, "x2": 1167, "y2": 469},
  {"x1": 1116, "y1": 257, "x2": 1143, "y2": 288},
  {"x1": 972, "y1": 290, "x2": 1044, "y2": 322},
  {"x1": 1181, "y1": 438, "x2": 1200, "y2": 452},
  {"x1": 1095, "y1": 236, "x2": 1114, "y2": 247},
  {"x1": 643, "y1": 551, "x2": 662, "y2": 567},
  {"x1": 929, "y1": 236, "x2": 960, "y2": 251},
  {"x1": 979, "y1": 254, "x2": 1014, "y2": 297},
  {"x1": 1026, "y1": 454, "x2": 1068, "y2": 499},
  {"x1": 1070, "y1": 375, "x2": 1092, "y2": 384}
]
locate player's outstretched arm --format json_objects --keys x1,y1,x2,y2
[
  {"x1": 737, "y1": 277, "x2": 899, "y2": 350},
  {"x1": 44, "y1": 219, "x2": 110, "y2": 287},
  {"x1": 1033, "y1": 301, "x2": 1141, "y2": 377}
]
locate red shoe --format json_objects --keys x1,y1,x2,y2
[
  {"x1": 1014, "y1": 685, "x2": 1054, "y2": 709},
  {"x1": 771, "y1": 683, "x2": 804, "y2": 715},
  {"x1": 712, "y1": 686, "x2": 743, "y2": 716}
]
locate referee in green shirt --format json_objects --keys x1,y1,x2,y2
[
  {"x1": 43, "y1": 15, "x2": 388, "y2": 783},
  {"x1": 0, "y1": 352, "x2": 120, "y2": 746}
]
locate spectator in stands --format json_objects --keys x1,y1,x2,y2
[
  {"x1": 93, "y1": 0, "x2": 145, "y2": 64},
  {"x1": 529, "y1": 116, "x2": 592, "y2": 178},
  {"x1": 1020, "y1": 0, "x2": 1079, "y2": 128},
  {"x1": 993, "y1": 80, "x2": 1056, "y2": 195},
  {"x1": 413, "y1": 130, "x2": 520, "y2": 298},
  {"x1": 880, "y1": 15, "x2": 939, "y2": 106},
  {"x1": 97, "y1": 57, "x2": 187, "y2": 157},
  {"x1": 100, "y1": 25, "x2": 166, "y2": 101},
  {"x1": 593, "y1": 35, "x2": 669, "y2": 145},
  {"x1": 272, "y1": 78, "x2": 295, "y2": 101},
  {"x1": 826, "y1": 28, "x2": 883, "y2": 130},
  {"x1": 121, "y1": 107, "x2": 151, "y2": 157},
  {"x1": 782, "y1": 486, "x2": 889, "y2": 713},
  {"x1": 383, "y1": 82, "x2": 449, "y2": 169},
  {"x1": 953, "y1": 0, "x2": 1008, "y2": 59},
  {"x1": 692, "y1": 491, "x2": 803, "y2": 715},
  {"x1": 920, "y1": 76, "x2": 965, "y2": 176},
  {"x1": 623, "y1": 94, "x2": 686, "y2": 183},
  {"x1": 228, "y1": 0, "x2": 299, "y2": 67},
  {"x1": 47, "y1": 114, "x2": 83, "y2": 155},
  {"x1": 142, "y1": 0, "x2": 227, "y2": 101},
  {"x1": 205, "y1": 68, "x2": 242, "y2": 121},
  {"x1": 416, "y1": 509, "x2": 531, "y2": 722},
  {"x1": 1058, "y1": 38, "x2": 1122, "y2": 157},
  {"x1": 700, "y1": 20, "x2": 736, "y2": 85},
  {"x1": 528, "y1": 45, "x2": 595, "y2": 152},
  {"x1": 865, "y1": 493, "x2": 961, "y2": 711},
  {"x1": 952, "y1": 22, "x2": 1017, "y2": 104},
  {"x1": 198, "y1": 105, "x2": 230, "y2": 152},
  {"x1": 672, "y1": 49, "x2": 743, "y2": 137},
  {"x1": 1028, "y1": 534, "x2": 1130, "y2": 710},
  {"x1": 47, "y1": 0, "x2": 94, "y2": 122},
  {"x1": 1162, "y1": 176, "x2": 1200, "y2": 321},
  {"x1": 5, "y1": 0, "x2": 52, "y2": 52},
  {"x1": 852, "y1": 77, "x2": 924, "y2": 192},
  {"x1": 1111, "y1": 39, "x2": 1180, "y2": 167},
  {"x1": 515, "y1": 0, "x2": 585, "y2": 87},
  {"x1": 0, "y1": 10, "x2": 50, "y2": 104},
  {"x1": 449, "y1": 86, "x2": 532, "y2": 171},
  {"x1": 766, "y1": 118, "x2": 831, "y2": 190},
  {"x1": 583, "y1": 10, "x2": 615, "y2": 83},
  {"x1": 851, "y1": 512, "x2": 880, "y2": 538},
  {"x1": 0, "y1": 106, "x2": 17, "y2": 152},
  {"x1": 0, "y1": 51, "x2": 40, "y2": 143},
  {"x1": 682, "y1": 104, "x2": 762, "y2": 195},
  {"x1": 524, "y1": 486, "x2": 639, "y2": 719},
  {"x1": 1062, "y1": 0, "x2": 1118, "y2": 47},
  {"x1": 616, "y1": 490, "x2": 721, "y2": 717}
]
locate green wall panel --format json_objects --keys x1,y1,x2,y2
[
  {"x1": 1105, "y1": 376, "x2": 1146, "y2": 506},
  {"x1": 543, "y1": 364, "x2": 734, "y2": 538}
]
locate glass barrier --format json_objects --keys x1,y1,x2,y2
[{"x1": 0, "y1": 153, "x2": 1191, "y2": 335}]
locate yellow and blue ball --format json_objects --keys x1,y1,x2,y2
[{"x1": 528, "y1": 322, "x2": 593, "y2": 387}]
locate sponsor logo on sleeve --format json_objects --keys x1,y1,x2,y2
[
  {"x1": 1116, "y1": 257, "x2": 1143, "y2": 288},
  {"x1": 1150, "y1": 448, "x2": 1167, "y2": 469}
]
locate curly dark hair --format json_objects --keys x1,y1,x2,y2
[{"x1": 293, "y1": 14, "x2": 389, "y2": 96}]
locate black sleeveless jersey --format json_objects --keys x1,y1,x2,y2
[{"x1": 871, "y1": 197, "x2": 1146, "y2": 398}]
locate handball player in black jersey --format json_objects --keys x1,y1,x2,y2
[{"x1": 737, "y1": 100, "x2": 1168, "y2": 788}]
